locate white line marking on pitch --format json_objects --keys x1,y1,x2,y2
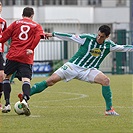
[
  {"x1": 32, "y1": 91, "x2": 88, "y2": 103},
  {"x1": 29, "y1": 115, "x2": 41, "y2": 118}
]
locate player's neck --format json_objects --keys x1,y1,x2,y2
[{"x1": 23, "y1": 17, "x2": 32, "y2": 20}]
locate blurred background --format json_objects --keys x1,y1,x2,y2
[{"x1": 1, "y1": 0, "x2": 133, "y2": 75}]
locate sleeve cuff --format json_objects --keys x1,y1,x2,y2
[{"x1": 52, "y1": 32, "x2": 55, "y2": 37}]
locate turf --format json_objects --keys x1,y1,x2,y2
[{"x1": 0, "y1": 75, "x2": 132, "y2": 133}]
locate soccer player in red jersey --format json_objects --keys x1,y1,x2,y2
[
  {"x1": 0, "y1": 7, "x2": 45, "y2": 116},
  {"x1": 0, "y1": 1, "x2": 9, "y2": 110}
]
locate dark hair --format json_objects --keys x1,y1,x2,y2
[
  {"x1": 22, "y1": 7, "x2": 34, "y2": 17},
  {"x1": 98, "y1": 25, "x2": 111, "y2": 36}
]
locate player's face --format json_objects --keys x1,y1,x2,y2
[
  {"x1": 0, "y1": 2, "x2": 2, "y2": 13},
  {"x1": 96, "y1": 31, "x2": 108, "y2": 44}
]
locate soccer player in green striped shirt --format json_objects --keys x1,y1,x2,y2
[{"x1": 19, "y1": 25, "x2": 133, "y2": 115}]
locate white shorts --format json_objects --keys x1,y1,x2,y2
[{"x1": 54, "y1": 62, "x2": 101, "y2": 83}]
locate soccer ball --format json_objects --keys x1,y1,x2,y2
[{"x1": 14, "y1": 101, "x2": 24, "y2": 115}]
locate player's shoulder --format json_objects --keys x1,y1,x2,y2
[
  {"x1": 105, "y1": 39, "x2": 114, "y2": 43},
  {"x1": 30, "y1": 19, "x2": 39, "y2": 25},
  {"x1": 79, "y1": 33, "x2": 96, "y2": 39},
  {"x1": 105, "y1": 39, "x2": 116, "y2": 47}
]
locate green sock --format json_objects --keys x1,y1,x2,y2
[
  {"x1": 30, "y1": 81, "x2": 48, "y2": 96},
  {"x1": 102, "y1": 86, "x2": 112, "y2": 111}
]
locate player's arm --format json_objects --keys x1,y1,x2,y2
[
  {"x1": 26, "y1": 35, "x2": 40, "y2": 55},
  {"x1": 110, "y1": 41, "x2": 133, "y2": 52},
  {"x1": 26, "y1": 35, "x2": 42, "y2": 55},
  {"x1": 30, "y1": 34, "x2": 41, "y2": 50},
  {"x1": 29, "y1": 25, "x2": 45, "y2": 53},
  {"x1": 50, "y1": 32, "x2": 86, "y2": 45}
]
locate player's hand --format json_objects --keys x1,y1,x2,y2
[
  {"x1": 45, "y1": 33, "x2": 52, "y2": 39},
  {"x1": 26, "y1": 49, "x2": 33, "y2": 55},
  {"x1": 44, "y1": 34, "x2": 49, "y2": 40}
]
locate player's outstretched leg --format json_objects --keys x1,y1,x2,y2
[
  {"x1": 30, "y1": 81, "x2": 48, "y2": 96},
  {"x1": 18, "y1": 80, "x2": 48, "y2": 100}
]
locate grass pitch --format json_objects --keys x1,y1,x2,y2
[{"x1": 0, "y1": 74, "x2": 132, "y2": 133}]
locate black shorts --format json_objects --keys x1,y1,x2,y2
[
  {"x1": 4, "y1": 59, "x2": 32, "y2": 80},
  {"x1": 0, "y1": 53, "x2": 4, "y2": 70}
]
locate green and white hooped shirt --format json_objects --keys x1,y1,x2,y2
[{"x1": 52, "y1": 32, "x2": 133, "y2": 69}]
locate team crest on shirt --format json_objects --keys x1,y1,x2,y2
[{"x1": 90, "y1": 48, "x2": 101, "y2": 57}]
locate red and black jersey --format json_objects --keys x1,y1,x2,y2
[
  {"x1": 0, "y1": 18, "x2": 45, "y2": 64},
  {"x1": 0, "y1": 17, "x2": 7, "y2": 52}
]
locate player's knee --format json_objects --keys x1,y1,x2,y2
[
  {"x1": 46, "y1": 74, "x2": 61, "y2": 86},
  {"x1": 22, "y1": 77, "x2": 30, "y2": 82},
  {"x1": 47, "y1": 78, "x2": 56, "y2": 86},
  {"x1": 47, "y1": 81, "x2": 55, "y2": 86},
  {"x1": 102, "y1": 77, "x2": 110, "y2": 86}
]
